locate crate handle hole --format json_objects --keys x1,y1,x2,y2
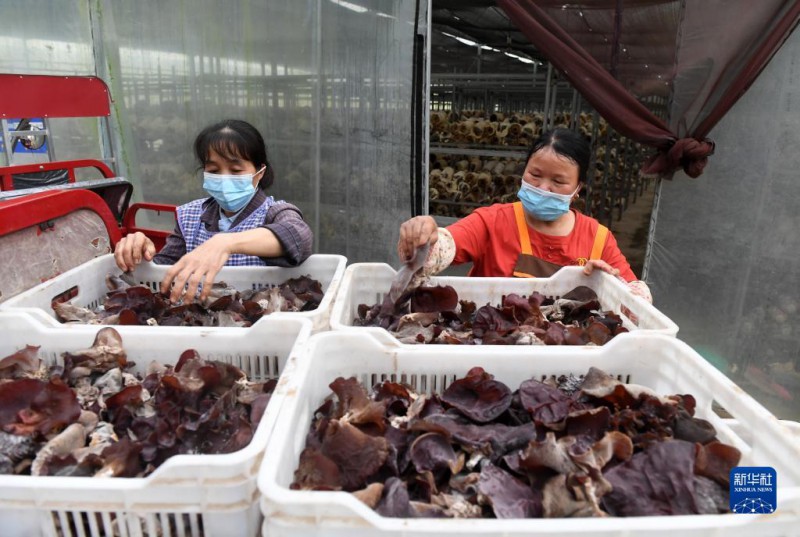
[
  {"x1": 619, "y1": 303, "x2": 640, "y2": 327},
  {"x1": 712, "y1": 399, "x2": 733, "y2": 419},
  {"x1": 51, "y1": 285, "x2": 79, "y2": 306}
]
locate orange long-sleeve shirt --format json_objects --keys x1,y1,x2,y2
[{"x1": 447, "y1": 204, "x2": 637, "y2": 281}]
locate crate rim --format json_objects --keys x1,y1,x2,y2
[
  {"x1": 0, "y1": 252, "x2": 347, "y2": 332},
  {"x1": 257, "y1": 329, "x2": 800, "y2": 532},
  {"x1": 329, "y1": 262, "x2": 679, "y2": 341},
  {"x1": 0, "y1": 310, "x2": 312, "y2": 489}
]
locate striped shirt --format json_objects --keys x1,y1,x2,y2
[{"x1": 153, "y1": 190, "x2": 313, "y2": 267}]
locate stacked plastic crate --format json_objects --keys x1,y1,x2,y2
[
  {"x1": 256, "y1": 263, "x2": 800, "y2": 537},
  {"x1": 1, "y1": 253, "x2": 347, "y2": 334},
  {"x1": 0, "y1": 253, "x2": 346, "y2": 537}
]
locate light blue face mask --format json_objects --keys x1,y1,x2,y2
[
  {"x1": 202, "y1": 167, "x2": 264, "y2": 213},
  {"x1": 517, "y1": 181, "x2": 579, "y2": 221}
]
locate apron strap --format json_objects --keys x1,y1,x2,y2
[
  {"x1": 513, "y1": 201, "x2": 535, "y2": 277},
  {"x1": 513, "y1": 201, "x2": 532, "y2": 255},
  {"x1": 514, "y1": 202, "x2": 604, "y2": 276},
  {"x1": 590, "y1": 224, "x2": 609, "y2": 260}
]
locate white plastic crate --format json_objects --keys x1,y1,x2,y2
[
  {"x1": 329, "y1": 263, "x2": 679, "y2": 343},
  {"x1": 257, "y1": 330, "x2": 800, "y2": 537},
  {"x1": 0, "y1": 253, "x2": 346, "y2": 333},
  {"x1": 0, "y1": 311, "x2": 312, "y2": 537}
]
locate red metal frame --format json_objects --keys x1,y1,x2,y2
[
  {"x1": 0, "y1": 159, "x2": 116, "y2": 191},
  {"x1": 0, "y1": 74, "x2": 111, "y2": 118},
  {"x1": 122, "y1": 202, "x2": 177, "y2": 251},
  {"x1": 0, "y1": 190, "x2": 122, "y2": 245},
  {"x1": 0, "y1": 74, "x2": 175, "y2": 254}
]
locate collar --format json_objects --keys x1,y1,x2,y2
[{"x1": 201, "y1": 189, "x2": 268, "y2": 232}]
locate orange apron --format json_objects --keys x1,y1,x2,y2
[{"x1": 511, "y1": 201, "x2": 608, "y2": 278}]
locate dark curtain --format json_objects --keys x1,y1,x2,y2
[{"x1": 497, "y1": 0, "x2": 800, "y2": 178}]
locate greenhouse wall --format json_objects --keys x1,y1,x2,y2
[
  {"x1": 646, "y1": 27, "x2": 800, "y2": 421},
  {"x1": 0, "y1": 0, "x2": 424, "y2": 263}
]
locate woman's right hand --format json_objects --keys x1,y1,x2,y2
[
  {"x1": 114, "y1": 232, "x2": 156, "y2": 272},
  {"x1": 398, "y1": 215, "x2": 438, "y2": 262}
]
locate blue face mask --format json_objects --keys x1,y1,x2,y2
[
  {"x1": 517, "y1": 181, "x2": 579, "y2": 221},
  {"x1": 202, "y1": 167, "x2": 264, "y2": 213}
]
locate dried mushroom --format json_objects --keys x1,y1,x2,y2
[
  {"x1": 356, "y1": 286, "x2": 629, "y2": 345},
  {"x1": 53, "y1": 273, "x2": 324, "y2": 327},
  {"x1": 291, "y1": 366, "x2": 740, "y2": 518},
  {"x1": 0, "y1": 328, "x2": 274, "y2": 477}
]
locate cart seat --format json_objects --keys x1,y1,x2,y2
[{"x1": 0, "y1": 176, "x2": 133, "y2": 223}]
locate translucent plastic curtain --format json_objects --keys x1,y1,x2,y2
[
  {"x1": 647, "y1": 27, "x2": 800, "y2": 420},
  {"x1": 1, "y1": 0, "x2": 422, "y2": 263},
  {"x1": 673, "y1": 1, "x2": 800, "y2": 138},
  {"x1": 0, "y1": 1, "x2": 103, "y2": 166},
  {"x1": 497, "y1": 0, "x2": 800, "y2": 179}
]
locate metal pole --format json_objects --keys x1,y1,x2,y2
[
  {"x1": 639, "y1": 144, "x2": 647, "y2": 197},
  {"x1": 619, "y1": 137, "x2": 628, "y2": 211},
  {"x1": 624, "y1": 138, "x2": 635, "y2": 207},
  {"x1": 1, "y1": 119, "x2": 12, "y2": 166},
  {"x1": 543, "y1": 63, "x2": 553, "y2": 131},
  {"x1": 611, "y1": 133, "x2": 621, "y2": 222},
  {"x1": 423, "y1": 0, "x2": 431, "y2": 216},
  {"x1": 569, "y1": 89, "x2": 578, "y2": 130},
  {"x1": 312, "y1": 0, "x2": 322, "y2": 252},
  {"x1": 585, "y1": 110, "x2": 600, "y2": 217},
  {"x1": 600, "y1": 128, "x2": 613, "y2": 227},
  {"x1": 550, "y1": 81, "x2": 558, "y2": 127},
  {"x1": 610, "y1": 0, "x2": 623, "y2": 78}
]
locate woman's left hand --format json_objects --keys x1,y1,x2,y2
[
  {"x1": 583, "y1": 260, "x2": 653, "y2": 303},
  {"x1": 582, "y1": 259, "x2": 622, "y2": 279},
  {"x1": 160, "y1": 234, "x2": 232, "y2": 304}
]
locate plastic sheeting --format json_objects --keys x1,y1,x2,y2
[
  {"x1": 0, "y1": 2, "x2": 103, "y2": 165},
  {"x1": 0, "y1": 0, "x2": 425, "y2": 263},
  {"x1": 499, "y1": 1, "x2": 800, "y2": 179},
  {"x1": 518, "y1": 0, "x2": 681, "y2": 98},
  {"x1": 646, "y1": 28, "x2": 800, "y2": 421}
]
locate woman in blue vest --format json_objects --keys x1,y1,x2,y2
[{"x1": 114, "y1": 119, "x2": 313, "y2": 304}]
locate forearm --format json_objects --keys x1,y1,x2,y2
[
  {"x1": 259, "y1": 203, "x2": 313, "y2": 266},
  {"x1": 152, "y1": 225, "x2": 187, "y2": 265},
  {"x1": 408, "y1": 228, "x2": 457, "y2": 288},
  {"x1": 263, "y1": 219, "x2": 313, "y2": 265},
  {"x1": 221, "y1": 227, "x2": 284, "y2": 258},
  {"x1": 627, "y1": 279, "x2": 653, "y2": 303},
  {"x1": 600, "y1": 233, "x2": 637, "y2": 282}
]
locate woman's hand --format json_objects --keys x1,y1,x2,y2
[
  {"x1": 583, "y1": 260, "x2": 653, "y2": 303},
  {"x1": 160, "y1": 234, "x2": 232, "y2": 304},
  {"x1": 398, "y1": 216, "x2": 438, "y2": 262},
  {"x1": 114, "y1": 232, "x2": 156, "y2": 272},
  {"x1": 582, "y1": 259, "x2": 622, "y2": 279},
  {"x1": 627, "y1": 280, "x2": 653, "y2": 303}
]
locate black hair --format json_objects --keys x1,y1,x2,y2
[
  {"x1": 194, "y1": 119, "x2": 275, "y2": 190},
  {"x1": 525, "y1": 127, "x2": 591, "y2": 184}
]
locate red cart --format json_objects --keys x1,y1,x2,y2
[{"x1": 0, "y1": 73, "x2": 174, "y2": 303}]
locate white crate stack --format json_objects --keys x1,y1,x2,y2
[
  {"x1": 330, "y1": 263, "x2": 679, "y2": 340},
  {"x1": 257, "y1": 330, "x2": 800, "y2": 537},
  {"x1": 0, "y1": 253, "x2": 347, "y2": 333},
  {"x1": 0, "y1": 312, "x2": 311, "y2": 537},
  {"x1": 4, "y1": 252, "x2": 799, "y2": 537}
]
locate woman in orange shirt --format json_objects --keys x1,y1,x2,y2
[{"x1": 398, "y1": 128, "x2": 651, "y2": 301}]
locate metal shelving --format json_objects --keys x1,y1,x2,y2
[{"x1": 427, "y1": 64, "x2": 662, "y2": 228}]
